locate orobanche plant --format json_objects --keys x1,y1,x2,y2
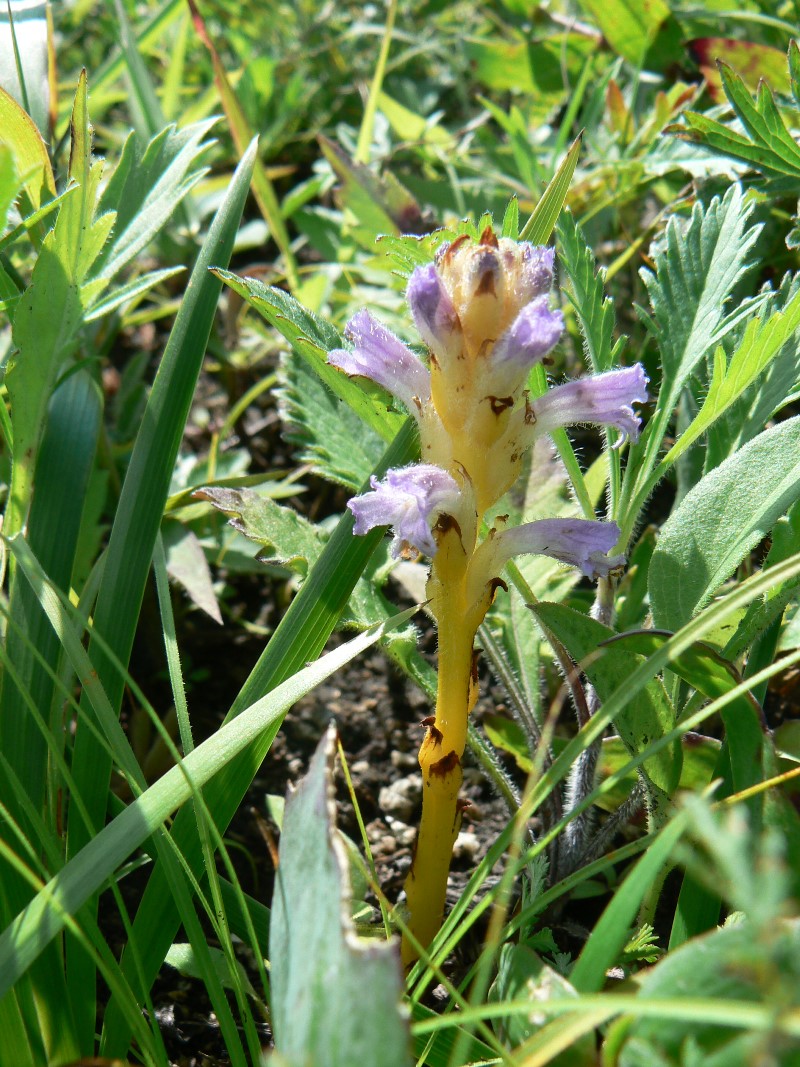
[{"x1": 328, "y1": 227, "x2": 647, "y2": 961}]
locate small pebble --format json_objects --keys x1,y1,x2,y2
[
  {"x1": 452, "y1": 831, "x2": 480, "y2": 862},
  {"x1": 379, "y1": 774, "x2": 422, "y2": 821},
  {"x1": 390, "y1": 750, "x2": 418, "y2": 771}
]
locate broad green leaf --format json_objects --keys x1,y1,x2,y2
[
  {"x1": 650, "y1": 417, "x2": 800, "y2": 630},
  {"x1": 277, "y1": 346, "x2": 386, "y2": 490},
  {"x1": 0, "y1": 83, "x2": 54, "y2": 212},
  {"x1": 603, "y1": 630, "x2": 765, "y2": 802},
  {"x1": 270, "y1": 724, "x2": 410, "y2": 1067},
  {"x1": 574, "y1": 0, "x2": 671, "y2": 67},
  {"x1": 483, "y1": 714, "x2": 718, "y2": 812},
  {"x1": 465, "y1": 35, "x2": 593, "y2": 120},
  {"x1": 602, "y1": 631, "x2": 758, "y2": 710},
  {"x1": 531, "y1": 602, "x2": 680, "y2": 827},
  {"x1": 214, "y1": 270, "x2": 406, "y2": 445}
]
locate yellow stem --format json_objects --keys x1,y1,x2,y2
[{"x1": 402, "y1": 543, "x2": 481, "y2": 965}]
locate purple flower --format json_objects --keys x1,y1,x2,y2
[
  {"x1": 348, "y1": 464, "x2": 461, "y2": 558},
  {"x1": 329, "y1": 310, "x2": 431, "y2": 413},
  {"x1": 407, "y1": 263, "x2": 461, "y2": 361},
  {"x1": 531, "y1": 365, "x2": 649, "y2": 445},
  {"x1": 486, "y1": 517, "x2": 624, "y2": 579},
  {"x1": 491, "y1": 297, "x2": 564, "y2": 378}
]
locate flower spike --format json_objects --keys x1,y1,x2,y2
[{"x1": 324, "y1": 226, "x2": 648, "y2": 965}]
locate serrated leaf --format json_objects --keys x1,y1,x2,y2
[
  {"x1": 270, "y1": 725, "x2": 410, "y2": 1067},
  {"x1": 531, "y1": 602, "x2": 680, "y2": 827},
  {"x1": 704, "y1": 273, "x2": 800, "y2": 466},
  {"x1": 557, "y1": 210, "x2": 618, "y2": 373},
  {"x1": 277, "y1": 346, "x2": 386, "y2": 491},
  {"x1": 671, "y1": 52, "x2": 800, "y2": 185},
  {"x1": 641, "y1": 184, "x2": 760, "y2": 423},
  {"x1": 196, "y1": 486, "x2": 325, "y2": 576},
  {"x1": 664, "y1": 285, "x2": 800, "y2": 470},
  {"x1": 650, "y1": 417, "x2": 800, "y2": 630},
  {"x1": 95, "y1": 119, "x2": 215, "y2": 281}
]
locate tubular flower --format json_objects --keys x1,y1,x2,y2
[
  {"x1": 530, "y1": 364, "x2": 649, "y2": 446},
  {"x1": 327, "y1": 225, "x2": 648, "y2": 964},
  {"x1": 478, "y1": 518, "x2": 626, "y2": 579},
  {"x1": 348, "y1": 465, "x2": 460, "y2": 559},
  {"x1": 328, "y1": 310, "x2": 431, "y2": 413}
]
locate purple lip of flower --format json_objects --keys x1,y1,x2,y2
[
  {"x1": 531, "y1": 364, "x2": 649, "y2": 445},
  {"x1": 490, "y1": 297, "x2": 564, "y2": 377},
  {"x1": 485, "y1": 517, "x2": 624, "y2": 578},
  {"x1": 347, "y1": 464, "x2": 461, "y2": 559},
  {"x1": 328, "y1": 309, "x2": 431, "y2": 413},
  {"x1": 407, "y1": 263, "x2": 461, "y2": 361}
]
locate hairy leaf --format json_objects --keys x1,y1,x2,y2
[
  {"x1": 650, "y1": 416, "x2": 800, "y2": 631},
  {"x1": 641, "y1": 184, "x2": 760, "y2": 424}
]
